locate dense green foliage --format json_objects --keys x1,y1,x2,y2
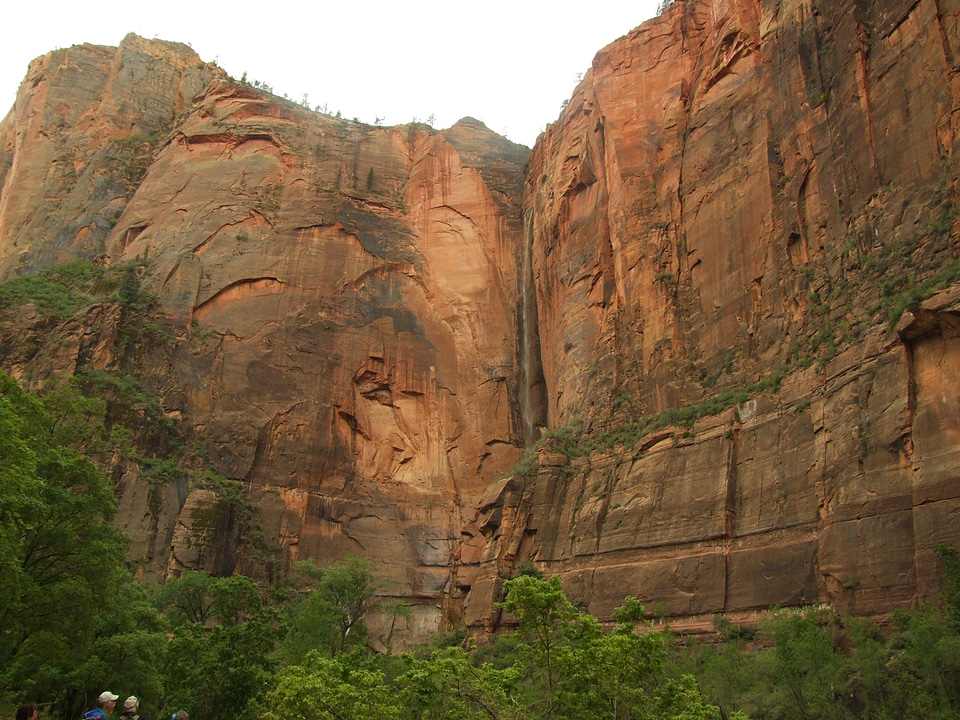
[
  {"x1": 263, "y1": 576, "x2": 724, "y2": 720},
  {"x1": 0, "y1": 370, "x2": 275, "y2": 720},
  {"x1": 0, "y1": 260, "x2": 151, "y2": 320},
  {"x1": 276, "y1": 556, "x2": 386, "y2": 663},
  {"x1": 160, "y1": 574, "x2": 282, "y2": 720},
  {"x1": 682, "y1": 606, "x2": 960, "y2": 720},
  {"x1": 0, "y1": 261, "x2": 105, "y2": 319},
  {"x1": 0, "y1": 371, "x2": 156, "y2": 719}
]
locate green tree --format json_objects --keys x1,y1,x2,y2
[
  {"x1": 277, "y1": 556, "x2": 384, "y2": 662},
  {"x1": 500, "y1": 575, "x2": 722, "y2": 720},
  {"x1": 79, "y1": 582, "x2": 170, "y2": 717},
  {"x1": 159, "y1": 571, "x2": 219, "y2": 625},
  {"x1": 397, "y1": 645, "x2": 527, "y2": 720},
  {"x1": 852, "y1": 609, "x2": 960, "y2": 720},
  {"x1": 160, "y1": 574, "x2": 281, "y2": 720},
  {"x1": 318, "y1": 555, "x2": 382, "y2": 652},
  {"x1": 678, "y1": 619, "x2": 759, "y2": 720},
  {"x1": 500, "y1": 575, "x2": 582, "y2": 717},
  {"x1": 263, "y1": 651, "x2": 403, "y2": 720},
  {"x1": 569, "y1": 611, "x2": 666, "y2": 718},
  {"x1": 0, "y1": 372, "x2": 133, "y2": 711},
  {"x1": 117, "y1": 263, "x2": 143, "y2": 311},
  {"x1": 936, "y1": 542, "x2": 960, "y2": 627},
  {"x1": 765, "y1": 609, "x2": 846, "y2": 720},
  {"x1": 160, "y1": 571, "x2": 265, "y2": 627}
]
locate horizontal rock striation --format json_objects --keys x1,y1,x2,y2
[
  {"x1": 1, "y1": 0, "x2": 959, "y2": 644},
  {"x1": 464, "y1": 0, "x2": 960, "y2": 633}
]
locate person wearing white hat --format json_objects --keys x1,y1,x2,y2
[
  {"x1": 120, "y1": 696, "x2": 142, "y2": 720},
  {"x1": 83, "y1": 691, "x2": 119, "y2": 720}
]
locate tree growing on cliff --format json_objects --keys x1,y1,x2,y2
[{"x1": 656, "y1": 0, "x2": 676, "y2": 15}]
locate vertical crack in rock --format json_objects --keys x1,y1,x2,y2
[
  {"x1": 853, "y1": 10, "x2": 879, "y2": 175},
  {"x1": 5, "y1": 1, "x2": 960, "y2": 643},
  {"x1": 725, "y1": 419, "x2": 740, "y2": 543},
  {"x1": 518, "y1": 209, "x2": 547, "y2": 445}
]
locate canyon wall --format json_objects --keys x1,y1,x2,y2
[
  {"x1": 464, "y1": 0, "x2": 960, "y2": 633},
  {"x1": 1, "y1": 0, "x2": 959, "y2": 643},
  {"x1": 0, "y1": 34, "x2": 529, "y2": 644}
]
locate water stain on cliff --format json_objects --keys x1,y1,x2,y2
[{"x1": 1, "y1": 0, "x2": 959, "y2": 646}]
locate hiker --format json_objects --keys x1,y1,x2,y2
[
  {"x1": 120, "y1": 697, "x2": 143, "y2": 720},
  {"x1": 84, "y1": 692, "x2": 118, "y2": 720},
  {"x1": 15, "y1": 705, "x2": 37, "y2": 720}
]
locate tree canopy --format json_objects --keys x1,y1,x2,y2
[{"x1": 0, "y1": 372, "x2": 132, "y2": 714}]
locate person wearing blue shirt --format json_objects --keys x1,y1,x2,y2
[{"x1": 84, "y1": 691, "x2": 118, "y2": 720}]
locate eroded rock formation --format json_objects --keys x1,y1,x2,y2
[
  {"x1": 465, "y1": 0, "x2": 960, "y2": 634},
  {"x1": 0, "y1": 34, "x2": 529, "y2": 644},
  {"x1": 1, "y1": 0, "x2": 959, "y2": 644}
]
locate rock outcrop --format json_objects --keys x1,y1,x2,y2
[
  {"x1": 1, "y1": 0, "x2": 959, "y2": 644},
  {"x1": 464, "y1": 0, "x2": 960, "y2": 633},
  {"x1": 0, "y1": 34, "x2": 529, "y2": 644},
  {"x1": 0, "y1": 35, "x2": 216, "y2": 275}
]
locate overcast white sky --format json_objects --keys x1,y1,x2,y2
[{"x1": 1, "y1": 1, "x2": 663, "y2": 147}]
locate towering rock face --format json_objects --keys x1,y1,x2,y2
[
  {"x1": 1, "y1": 0, "x2": 959, "y2": 643},
  {"x1": 109, "y1": 89, "x2": 527, "y2": 634},
  {"x1": 0, "y1": 35, "x2": 217, "y2": 275},
  {"x1": 465, "y1": 0, "x2": 960, "y2": 633},
  {"x1": 0, "y1": 35, "x2": 528, "y2": 643}
]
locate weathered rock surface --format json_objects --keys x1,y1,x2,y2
[
  {"x1": 465, "y1": 0, "x2": 960, "y2": 634},
  {"x1": 0, "y1": 34, "x2": 217, "y2": 276},
  {"x1": 1, "y1": 0, "x2": 960, "y2": 643},
  {"x1": 0, "y1": 35, "x2": 529, "y2": 643}
]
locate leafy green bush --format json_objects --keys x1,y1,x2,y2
[
  {"x1": 0, "y1": 259, "x2": 154, "y2": 320},
  {"x1": 0, "y1": 260, "x2": 103, "y2": 318}
]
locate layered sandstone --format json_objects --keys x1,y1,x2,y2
[
  {"x1": 463, "y1": 0, "x2": 960, "y2": 633},
  {"x1": 0, "y1": 35, "x2": 217, "y2": 275},
  {"x1": 1, "y1": 0, "x2": 959, "y2": 644},
  {"x1": 0, "y1": 35, "x2": 528, "y2": 644}
]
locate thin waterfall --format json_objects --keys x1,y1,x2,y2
[{"x1": 518, "y1": 209, "x2": 547, "y2": 447}]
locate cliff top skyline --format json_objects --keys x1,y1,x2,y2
[
  {"x1": 0, "y1": 0, "x2": 662, "y2": 147},
  {"x1": 1, "y1": 0, "x2": 957, "y2": 647}
]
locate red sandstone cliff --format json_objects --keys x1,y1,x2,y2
[
  {"x1": 1, "y1": 0, "x2": 959, "y2": 644},
  {"x1": 0, "y1": 34, "x2": 529, "y2": 644},
  {"x1": 466, "y1": 0, "x2": 960, "y2": 633}
]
